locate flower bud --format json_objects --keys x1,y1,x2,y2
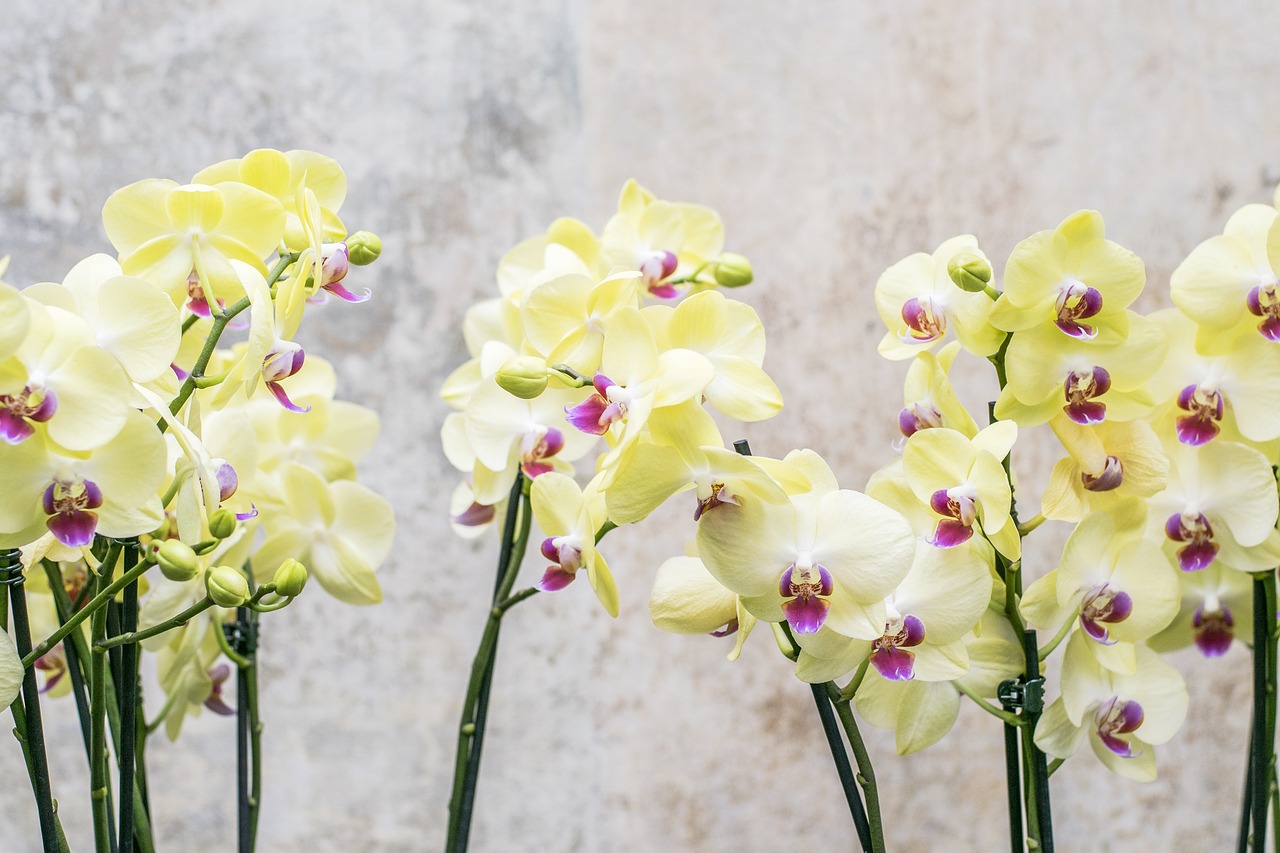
[
  {"x1": 212, "y1": 459, "x2": 238, "y2": 502},
  {"x1": 206, "y1": 566, "x2": 250, "y2": 608},
  {"x1": 713, "y1": 253, "x2": 753, "y2": 288},
  {"x1": 262, "y1": 341, "x2": 306, "y2": 383},
  {"x1": 155, "y1": 540, "x2": 200, "y2": 583},
  {"x1": 346, "y1": 231, "x2": 382, "y2": 266},
  {"x1": 272, "y1": 559, "x2": 308, "y2": 597},
  {"x1": 947, "y1": 252, "x2": 992, "y2": 293},
  {"x1": 495, "y1": 356, "x2": 549, "y2": 399},
  {"x1": 207, "y1": 508, "x2": 237, "y2": 540}
]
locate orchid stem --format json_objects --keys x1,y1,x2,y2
[
  {"x1": 1047, "y1": 757, "x2": 1064, "y2": 778},
  {"x1": 23, "y1": 543, "x2": 137, "y2": 667},
  {"x1": 1038, "y1": 616, "x2": 1075, "y2": 663},
  {"x1": 956, "y1": 681, "x2": 1023, "y2": 727},
  {"x1": 3, "y1": 548, "x2": 62, "y2": 851},
  {"x1": 1017, "y1": 514, "x2": 1045, "y2": 536},
  {"x1": 89, "y1": 557, "x2": 115, "y2": 853},
  {"x1": 447, "y1": 472, "x2": 532, "y2": 852},
  {"x1": 811, "y1": 682, "x2": 873, "y2": 853},
  {"x1": 1248, "y1": 571, "x2": 1276, "y2": 850},
  {"x1": 839, "y1": 658, "x2": 870, "y2": 703},
  {"x1": 117, "y1": 541, "x2": 140, "y2": 853},
  {"x1": 96, "y1": 597, "x2": 215, "y2": 650},
  {"x1": 829, "y1": 685, "x2": 885, "y2": 853}
]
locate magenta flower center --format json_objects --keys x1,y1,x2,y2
[
  {"x1": 564, "y1": 373, "x2": 629, "y2": 435},
  {"x1": 1175, "y1": 384, "x2": 1224, "y2": 446},
  {"x1": 1079, "y1": 583, "x2": 1133, "y2": 644},
  {"x1": 869, "y1": 613, "x2": 926, "y2": 681},
  {"x1": 928, "y1": 486, "x2": 977, "y2": 547},
  {"x1": 1062, "y1": 366, "x2": 1111, "y2": 425},
  {"x1": 1193, "y1": 603, "x2": 1234, "y2": 657},
  {"x1": 1164, "y1": 510, "x2": 1218, "y2": 571},
  {"x1": 42, "y1": 478, "x2": 104, "y2": 547},
  {"x1": 520, "y1": 426, "x2": 565, "y2": 478},
  {"x1": 898, "y1": 400, "x2": 943, "y2": 437},
  {"x1": 1246, "y1": 283, "x2": 1280, "y2": 341},
  {"x1": 0, "y1": 385, "x2": 58, "y2": 444},
  {"x1": 778, "y1": 563, "x2": 834, "y2": 634},
  {"x1": 900, "y1": 296, "x2": 946, "y2": 344},
  {"x1": 1081, "y1": 455, "x2": 1123, "y2": 492},
  {"x1": 1093, "y1": 696, "x2": 1145, "y2": 757},
  {"x1": 694, "y1": 481, "x2": 740, "y2": 521},
  {"x1": 1055, "y1": 281, "x2": 1103, "y2": 339}
]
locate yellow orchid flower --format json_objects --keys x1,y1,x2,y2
[
  {"x1": 1170, "y1": 203, "x2": 1280, "y2": 347},
  {"x1": 102, "y1": 178, "x2": 285, "y2": 315},
  {"x1": 900, "y1": 421, "x2": 1020, "y2": 560},
  {"x1": 1040, "y1": 420, "x2": 1168, "y2": 522},
  {"x1": 0, "y1": 629, "x2": 23, "y2": 711},
  {"x1": 530, "y1": 472, "x2": 618, "y2": 616},
  {"x1": 1148, "y1": 562, "x2": 1253, "y2": 658},
  {"x1": 520, "y1": 270, "x2": 641, "y2": 373},
  {"x1": 0, "y1": 278, "x2": 30, "y2": 395},
  {"x1": 649, "y1": 553, "x2": 757, "y2": 661},
  {"x1": 643, "y1": 290, "x2": 783, "y2": 422},
  {"x1": 991, "y1": 210, "x2": 1145, "y2": 340},
  {"x1": 497, "y1": 218, "x2": 601, "y2": 298},
  {"x1": 875, "y1": 235, "x2": 1004, "y2": 360},
  {"x1": 1035, "y1": 633, "x2": 1187, "y2": 782},
  {"x1": 896, "y1": 342, "x2": 979, "y2": 439},
  {"x1": 193, "y1": 148, "x2": 347, "y2": 251}
]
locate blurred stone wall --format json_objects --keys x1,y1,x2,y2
[{"x1": 0, "y1": 1, "x2": 1275, "y2": 850}]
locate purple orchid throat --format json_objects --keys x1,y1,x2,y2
[
  {"x1": 694, "y1": 482, "x2": 740, "y2": 521},
  {"x1": 520, "y1": 427, "x2": 565, "y2": 478},
  {"x1": 204, "y1": 663, "x2": 235, "y2": 716},
  {"x1": 1165, "y1": 511, "x2": 1218, "y2": 571},
  {"x1": 1246, "y1": 284, "x2": 1280, "y2": 342},
  {"x1": 213, "y1": 459, "x2": 239, "y2": 502},
  {"x1": 1079, "y1": 583, "x2": 1133, "y2": 644},
  {"x1": 778, "y1": 563, "x2": 834, "y2": 634},
  {"x1": 870, "y1": 614, "x2": 926, "y2": 681},
  {"x1": 1062, "y1": 366, "x2": 1110, "y2": 425},
  {"x1": 564, "y1": 373, "x2": 625, "y2": 435},
  {"x1": 898, "y1": 401, "x2": 943, "y2": 437},
  {"x1": 262, "y1": 345, "x2": 309, "y2": 413},
  {"x1": 1081, "y1": 455, "x2": 1123, "y2": 492},
  {"x1": 42, "y1": 478, "x2": 104, "y2": 547},
  {"x1": 640, "y1": 250, "x2": 679, "y2": 297},
  {"x1": 899, "y1": 296, "x2": 946, "y2": 344},
  {"x1": 1193, "y1": 604, "x2": 1234, "y2": 657},
  {"x1": 0, "y1": 386, "x2": 58, "y2": 444},
  {"x1": 452, "y1": 501, "x2": 495, "y2": 527},
  {"x1": 1094, "y1": 697, "x2": 1145, "y2": 757},
  {"x1": 928, "y1": 487, "x2": 976, "y2": 548},
  {"x1": 1055, "y1": 281, "x2": 1103, "y2": 339},
  {"x1": 319, "y1": 243, "x2": 371, "y2": 303},
  {"x1": 1175, "y1": 384, "x2": 1224, "y2": 446},
  {"x1": 536, "y1": 535, "x2": 582, "y2": 593}
]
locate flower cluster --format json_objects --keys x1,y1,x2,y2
[{"x1": 0, "y1": 148, "x2": 393, "y2": 737}]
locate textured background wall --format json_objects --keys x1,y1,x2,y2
[{"x1": 0, "y1": 1, "x2": 1275, "y2": 850}]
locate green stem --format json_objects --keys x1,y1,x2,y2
[
  {"x1": 117, "y1": 542, "x2": 140, "y2": 853},
  {"x1": 23, "y1": 543, "x2": 139, "y2": 667},
  {"x1": 89, "y1": 566, "x2": 114, "y2": 853},
  {"x1": 839, "y1": 658, "x2": 870, "y2": 703},
  {"x1": 810, "y1": 683, "x2": 872, "y2": 852},
  {"x1": 446, "y1": 473, "x2": 532, "y2": 852},
  {"x1": 1250, "y1": 572, "x2": 1276, "y2": 850},
  {"x1": 494, "y1": 587, "x2": 539, "y2": 614},
  {"x1": 1017, "y1": 514, "x2": 1045, "y2": 536},
  {"x1": 1038, "y1": 615, "x2": 1076, "y2": 663},
  {"x1": 96, "y1": 597, "x2": 215, "y2": 650},
  {"x1": 956, "y1": 681, "x2": 1023, "y2": 727},
  {"x1": 1047, "y1": 757, "x2": 1064, "y2": 778},
  {"x1": 830, "y1": 691, "x2": 885, "y2": 853}
]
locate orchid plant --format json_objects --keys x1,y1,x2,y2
[
  {"x1": 443, "y1": 182, "x2": 1280, "y2": 852},
  {"x1": 0, "y1": 148, "x2": 394, "y2": 853}
]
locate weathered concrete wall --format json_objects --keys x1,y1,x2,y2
[{"x1": 0, "y1": 1, "x2": 1275, "y2": 850}]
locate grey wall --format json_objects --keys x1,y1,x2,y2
[{"x1": 0, "y1": 1, "x2": 1273, "y2": 850}]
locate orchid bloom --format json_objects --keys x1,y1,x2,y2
[
  {"x1": 874, "y1": 235, "x2": 1004, "y2": 360},
  {"x1": 696, "y1": 450, "x2": 915, "y2": 639},
  {"x1": 896, "y1": 343, "x2": 979, "y2": 440},
  {"x1": 1035, "y1": 634, "x2": 1188, "y2": 781},
  {"x1": 600, "y1": 179, "x2": 725, "y2": 299},
  {"x1": 1147, "y1": 438, "x2": 1280, "y2": 573},
  {"x1": 1040, "y1": 420, "x2": 1168, "y2": 522},
  {"x1": 530, "y1": 472, "x2": 618, "y2": 616},
  {"x1": 497, "y1": 218, "x2": 602, "y2": 299},
  {"x1": 520, "y1": 270, "x2": 642, "y2": 374},
  {"x1": 1022, "y1": 504, "x2": 1179, "y2": 673},
  {"x1": 1170, "y1": 203, "x2": 1280, "y2": 346},
  {"x1": 1149, "y1": 563, "x2": 1255, "y2": 659},
  {"x1": 649, "y1": 553, "x2": 757, "y2": 661},
  {"x1": 991, "y1": 210, "x2": 1145, "y2": 340},
  {"x1": 901, "y1": 421, "x2": 1020, "y2": 560},
  {"x1": 102, "y1": 178, "x2": 285, "y2": 315}
]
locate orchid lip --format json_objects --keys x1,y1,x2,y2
[
  {"x1": 1081, "y1": 456, "x2": 1123, "y2": 492},
  {"x1": 1062, "y1": 366, "x2": 1110, "y2": 425},
  {"x1": 1247, "y1": 284, "x2": 1280, "y2": 340},
  {"x1": 778, "y1": 563, "x2": 834, "y2": 634},
  {"x1": 1193, "y1": 604, "x2": 1235, "y2": 657},
  {"x1": 899, "y1": 296, "x2": 946, "y2": 343}
]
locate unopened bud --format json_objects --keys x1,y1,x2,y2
[
  {"x1": 155, "y1": 540, "x2": 200, "y2": 582},
  {"x1": 713, "y1": 253, "x2": 753, "y2": 288},
  {"x1": 272, "y1": 559, "x2": 308, "y2": 597},
  {"x1": 208, "y1": 508, "x2": 237, "y2": 540},
  {"x1": 206, "y1": 566, "x2": 250, "y2": 608},
  {"x1": 495, "y1": 356, "x2": 549, "y2": 399},
  {"x1": 346, "y1": 231, "x2": 382, "y2": 266},
  {"x1": 947, "y1": 252, "x2": 993, "y2": 293}
]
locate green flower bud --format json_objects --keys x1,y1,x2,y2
[
  {"x1": 947, "y1": 252, "x2": 992, "y2": 293},
  {"x1": 154, "y1": 540, "x2": 200, "y2": 583},
  {"x1": 713, "y1": 253, "x2": 753, "y2": 288},
  {"x1": 272, "y1": 559, "x2": 308, "y2": 597},
  {"x1": 208, "y1": 508, "x2": 237, "y2": 540},
  {"x1": 206, "y1": 566, "x2": 250, "y2": 608},
  {"x1": 495, "y1": 355, "x2": 549, "y2": 399},
  {"x1": 346, "y1": 231, "x2": 382, "y2": 266}
]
